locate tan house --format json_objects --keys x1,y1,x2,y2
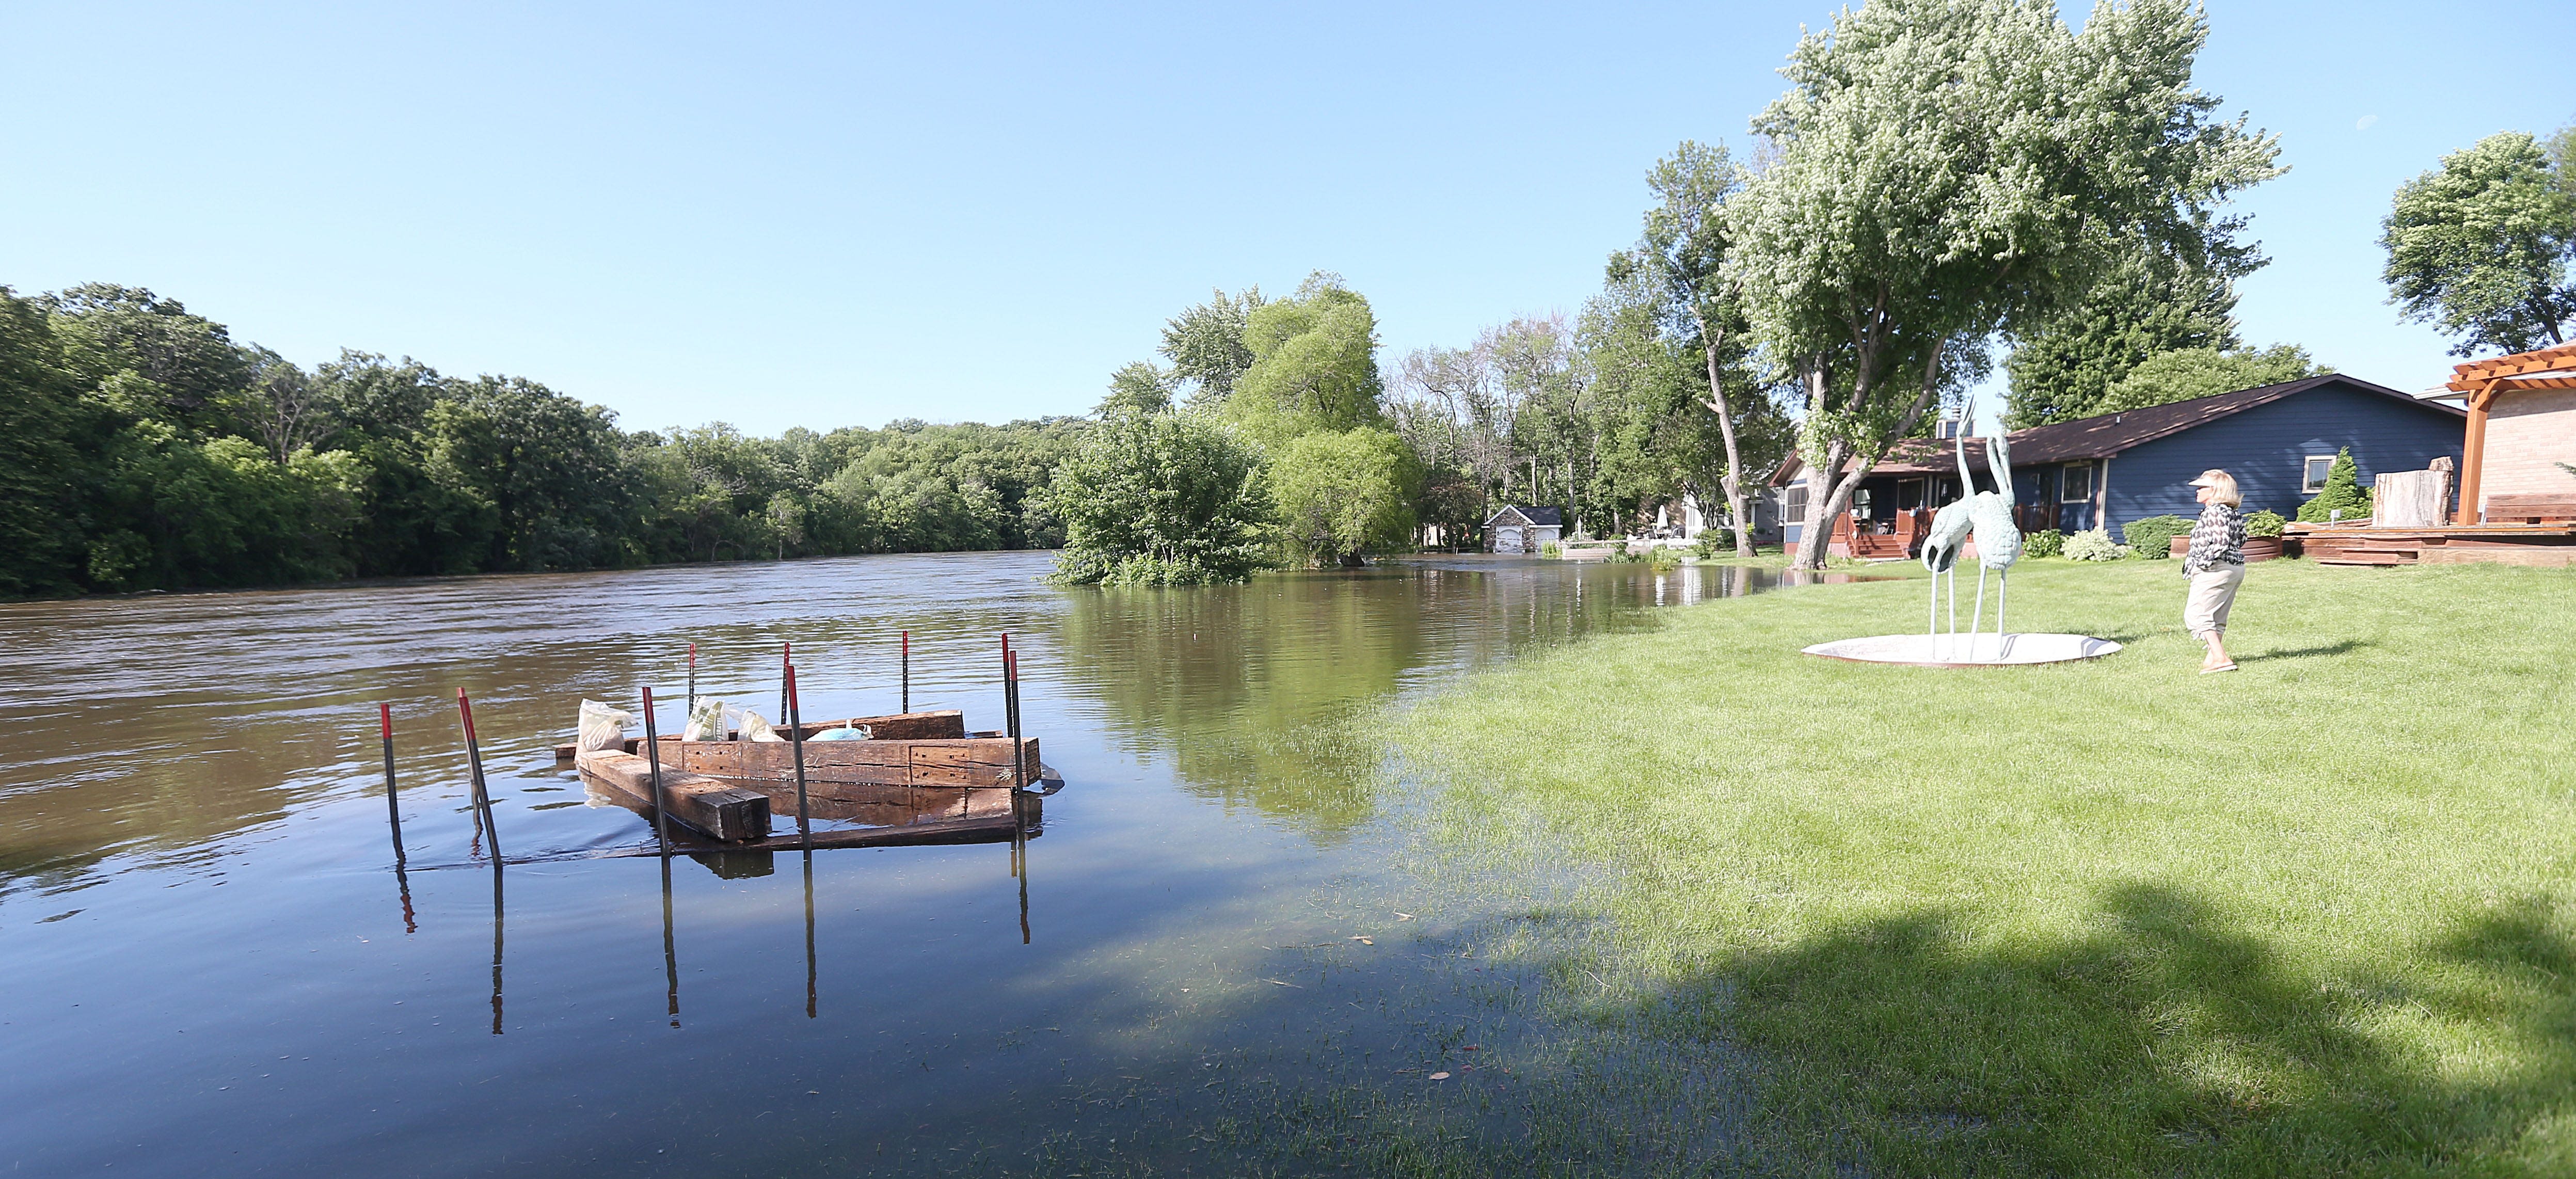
[{"x1": 2450, "y1": 342, "x2": 2576, "y2": 522}]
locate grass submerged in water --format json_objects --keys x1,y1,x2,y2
[{"x1": 1393, "y1": 557, "x2": 2576, "y2": 1176}]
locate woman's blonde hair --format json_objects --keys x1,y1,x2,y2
[{"x1": 2198, "y1": 469, "x2": 2241, "y2": 507}]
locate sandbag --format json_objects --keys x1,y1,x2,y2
[
  {"x1": 810, "y1": 725, "x2": 873, "y2": 741},
  {"x1": 684, "y1": 696, "x2": 726, "y2": 742},
  {"x1": 740, "y1": 711, "x2": 786, "y2": 742},
  {"x1": 577, "y1": 699, "x2": 632, "y2": 753}
]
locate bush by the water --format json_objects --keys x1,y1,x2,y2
[
  {"x1": 2062, "y1": 527, "x2": 2122, "y2": 561},
  {"x1": 2022, "y1": 528, "x2": 2064, "y2": 557},
  {"x1": 2298, "y1": 447, "x2": 2374, "y2": 523},
  {"x1": 1691, "y1": 528, "x2": 1737, "y2": 559},
  {"x1": 1539, "y1": 541, "x2": 1563, "y2": 559},
  {"x1": 2245, "y1": 508, "x2": 2287, "y2": 538},
  {"x1": 2121, "y1": 514, "x2": 2195, "y2": 560},
  {"x1": 1042, "y1": 409, "x2": 1272, "y2": 585}
]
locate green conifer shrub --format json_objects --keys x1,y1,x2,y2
[{"x1": 2297, "y1": 448, "x2": 2374, "y2": 523}]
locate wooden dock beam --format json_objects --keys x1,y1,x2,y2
[{"x1": 577, "y1": 750, "x2": 772, "y2": 842}]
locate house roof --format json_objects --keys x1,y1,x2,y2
[
  {"x1": 1482, "y1": 504, "x2": 1563, "y2": 527},
  {"x1": 1769, "y1": 374, "x2": 2460, "y2": 485}
]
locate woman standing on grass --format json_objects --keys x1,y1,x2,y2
[{"x1": 2183, "y1": 469, "x2": 2246, "y2": 674}]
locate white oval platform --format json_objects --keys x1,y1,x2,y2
[{"x1": 1801, "y1": 633, "x2": 2122, "y2": 667}]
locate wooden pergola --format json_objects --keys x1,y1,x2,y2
[{"x1": 2445, "y1": 341, "x2": 2576, "y2": 524}]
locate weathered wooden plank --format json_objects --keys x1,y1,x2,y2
[
  {"x1": 792, "y1": 710, "x2": 966, "y2": 741},
  {"x1": 577, "y1": 750, "x2": 772, "y2": 842}
]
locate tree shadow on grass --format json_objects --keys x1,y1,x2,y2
[{"x1": 1644, "y1": 884, "x2": 2574, "y2": 1176}]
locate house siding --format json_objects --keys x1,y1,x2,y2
[{"x1": 2102, "y1": 383, "x2": 2463, "y2": 529}]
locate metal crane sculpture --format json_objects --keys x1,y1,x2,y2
[{"x1": 1918, "y1": 426, "x2": 2024, "y2": 660}]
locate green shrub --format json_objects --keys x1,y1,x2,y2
[
  {"x1": 2023, "y1": 528, "x2": 2064, "y2": 558},
  {"x1": 2297, "y1": 447, "x2": 2374, "y2": 523},
  {"x1": 1538, "y1": 540, "x2": 1562, "y2": 559},
  {"x1": 2062, "y1": 527, "x2": 2122, "y2": 561},
  {"x1": 2122, "y1": 514, "x2": 2194, "y2": 559},
  {"x1": 1691, "y1": 528, "x2": 1737, "y2": 559},
  {"x1": 1648, "y1": 545, "x2": 1682, "y2": 569},
  {"x1": 2244, "y1": 508, "x2": 2286, "y2": 538}
]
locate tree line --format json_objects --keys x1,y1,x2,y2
[
  {"x1": 0, "y1": 283, "x2": 1085, "y2": 598},
  {"x1": 13, "y1": 0, "x2": 2565, "y2": 595}
]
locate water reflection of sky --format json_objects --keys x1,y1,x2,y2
[{"x1": 0, "y1": 552, "x2": 1792, "y2": 1175}]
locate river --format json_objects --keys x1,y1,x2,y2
[{"x1": 0, "y1": 551, "x2": 1802, "y2": 1176}]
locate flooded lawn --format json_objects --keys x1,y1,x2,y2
[{"x1": 0, "y1": 552, "x2": 1798, "y2": 1176}]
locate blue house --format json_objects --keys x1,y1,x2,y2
[{"x1": 1771, "y1": 375, "x2": 2466, "y2": 555}]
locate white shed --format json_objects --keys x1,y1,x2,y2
[{"x1": 1483, "y1": 505, "x2": 1565, "y2": 553}]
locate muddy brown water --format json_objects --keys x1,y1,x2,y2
[{"x1": 0, "y1": 552, "x2": 1807, "y2": 1176}]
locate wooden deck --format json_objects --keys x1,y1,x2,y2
[{"x1": 2288, "y1": 522, "x2": 2576, "y2": 568}]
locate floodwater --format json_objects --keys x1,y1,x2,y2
[{"x1": 0, "y1": 552, "x2": 1805, "y2": 1176}]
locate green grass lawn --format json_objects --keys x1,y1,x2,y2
[{"x1": 1394, "y1": 557, "x2": 2576, "y2": 1177}]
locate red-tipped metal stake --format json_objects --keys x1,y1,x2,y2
[
  {"x1": 687, "y1": 643, "x2": 697, "y2": 717},
  {"x1": 379, "y1": 703, "x2": 407, "y2": 864},
  {"x1": 900, "y1": 630, "x2": 910, "y2": 714},
  {"x1": 640, "y1": 686, "x2": 671, "y2": 856},
  {"x1": 780, "y1": 641, "x2": 791, "y2": 732},
  {"x1": 455, "y1": 690, "x2": 500, "y2": 863},
  {"x1": 1006, "y1": 649, "x2": 1025, "y2": 788},
  {"x1": 786, "y1": 662, "x2": 812, "y2": 849}
]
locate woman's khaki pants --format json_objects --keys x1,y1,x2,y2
[{"x1": 2185, "y1": 565, "x2": 2245, "y2": 639}]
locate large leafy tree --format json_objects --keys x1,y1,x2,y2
[
  {"x1": 1043, "y1": 409, "x2": 1271, "y2": 585},
  {"x1": 1098, "y1": 361, "x2": 1175, "y2": 417},
  {"x1": 2097, "y1": 343, "x2": 2323, "y2": 412},
  {"x1": 1227, "y1": 273, "x2": 1387, "y2": 447},
  {"x1": 1728, "y1": 0, "x2": 2281, "y2": 568},
  {"x1": 0, "y1": 289, "x2": 86, "y2": 596},
  {"x1": 1580, "y1": 257, "x2": 1780, "y2": 539},
  {"x1": 2005, "y1": 246, "x2": 2249, "y2": 426},
  {"x1": 1159, "y1": 287, "x2": 1266, "y2": 406},
  {"x1": 1639, "y1": 140, "x2": 1767, "y2": 554},
  {"x1": 1269, "y1": 427, "x2": 1419, "y2": 567},
  {"x1": 41, "y1": 283, "x2": 253, "y2": 433},
  {"x1": 2381, "y1": 130, "x2": 2576, "y2": 356}
]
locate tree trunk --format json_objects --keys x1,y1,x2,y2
[
  {"x1": 1690, "y1": 306, "x2": 1753, "y2": 557},
  {"x1": 1791, "y1": 438, "x2": 1853, "y2": 570},
  {"x1": 1789, "y1": 343, "x2": 1949, "y2": 570}
]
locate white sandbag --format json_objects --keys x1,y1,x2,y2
[
  {"x1": 740, "y1": 711, "x2": 786, "y2": 742},
  {"x1": 577, "y1": 699, "x2": 632, "y2": 752},
  {"x1": 683, "y1": 696, "x2": 726, "y2": 742}
]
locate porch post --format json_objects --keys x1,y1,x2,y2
[{"x1": 2456, "y1": 384, "x2": 2491, "y2": 524}]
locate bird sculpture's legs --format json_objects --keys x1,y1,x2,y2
[
  {"x1": 1996, "y1": 571, "x2": 2009, "y2": 657},
  {"x1": 1971, "y1": 565, "x2": 1989, "y2": 661},
  {"x1": 1945, "y1": 568, "x2": 1958, "y2": 660},
  {"x1": 1928, "y1": 571, "x2": 1939, "y2": 659}
]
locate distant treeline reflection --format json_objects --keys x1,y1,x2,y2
[{"x1": 0, "y1": 283, "x2": 1084, "y2": 597}]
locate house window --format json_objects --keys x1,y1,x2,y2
[
  {"x1": 1851, "y1": 488, "x2": 1873, "y2": 519},
  {"x1": 1897, "y1": 479, "x2": 1926, "y2": 511},
  {"x1": 2061, "y1": 463, "x2": 2093, "y2": 503},
  {"x1": 2302, "y1": 455, "x2": 2334, "y2": 494},
  {"x1": 1783, "y1": 484, "x2": 1809, "y2": 521}
]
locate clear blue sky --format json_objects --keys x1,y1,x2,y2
[{"x1": 4, "y1": 2, "x2": 2566, "y2": 437}]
